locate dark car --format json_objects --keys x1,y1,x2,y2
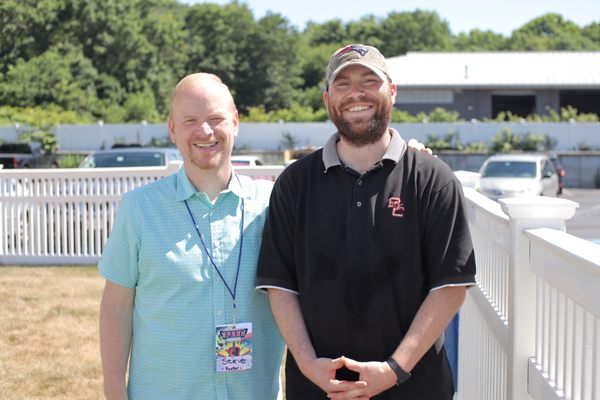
[
  {"x1": 0, "y1": 142, "x2": 59, "y2": 168},
  {"x1": 79, "y1": 147, "x2": 182, "y2": 168},
  {"x1": 547, "y1": 153, "x2": 566, "y2": 194}
]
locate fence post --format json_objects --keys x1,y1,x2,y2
[{"x1": 499, "y1": 197, "x2": 578, "y2": 400}]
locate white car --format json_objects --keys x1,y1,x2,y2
[
  {"x1": 231, "y1": 155, "x2": 264, "y2": 166},
  {"x1": 475, "y1": 154, "x2": 560, "y2": 200}
]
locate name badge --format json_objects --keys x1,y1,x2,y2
[{"x1": 215, "y1": 322, "x2": 253, "y2": 372}]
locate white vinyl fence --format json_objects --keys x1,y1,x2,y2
[
  {"x1": 457, "y1": 189, "x2": 600, "y2": 400},
  {"x1": 2, "y1": 164, "x2": 599, "y2": 400},
  {"x1": 0, "y1": 162, "x2": 283, "y2": 264}
]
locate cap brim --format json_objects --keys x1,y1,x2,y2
[{"x1": 328, "y1": 61, "x2": 388, "y2": 85}]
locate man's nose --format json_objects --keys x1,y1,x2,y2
[
  {"x1": 196, "y1": 122, "x2": 214, "y2": 136},
  {"x1": 347, "y1": 85, "x2": 367, "y2": 99}
]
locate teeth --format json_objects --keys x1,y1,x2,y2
[
  {"x1": 195, "y1": 143, "x2": 216, "y2": 148},
  {"x1": 348, "y1": 105, "x2": 369, "y2": 112}
]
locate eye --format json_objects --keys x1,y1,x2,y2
[{"x1": 333, "y1": 80, "x2": 350, "y2": 89}]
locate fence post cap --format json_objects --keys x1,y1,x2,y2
[{"x1": 499, "y1": 197, "x2": 578, "y2": 221}]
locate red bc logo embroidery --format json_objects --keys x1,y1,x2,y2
[{"x1": 387, "y1": 197, "x2": 405, "y2": 217}]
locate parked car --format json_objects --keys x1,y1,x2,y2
[
  {"x1": 0, "y1": 142, "x2": 59, "y2": 168},
  {"x1": 79, "y1": 147, "x2": 182, "y2": 168},
  {"x1": 231, "y1": 155, "x2": 264, "y2": 166},
  {"x1": 475, "y1": 154, "x2": 560, "y2": 200},
  {"x1": 547, "y1": 153, "x2": 566, "y2": 194}
]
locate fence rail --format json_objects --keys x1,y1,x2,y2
[{"x1": 0, "y1": 162, "x2": 284, "y2": 264}]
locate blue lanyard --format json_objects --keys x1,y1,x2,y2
[{"x1": 184, "y1": 191, "x2": 245, "y2": 322}]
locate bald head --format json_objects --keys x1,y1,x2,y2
[{"x1": 170, "y1": 73, "x2": 236, "y2": 117}]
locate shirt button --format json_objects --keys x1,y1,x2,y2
[
  {"x1": 358, "y1": 180, "x2": 363, "y2": 186},
  {"x1": 356, "y1": 201, "x2": 362, "y2": 207}
]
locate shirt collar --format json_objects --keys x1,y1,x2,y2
[
  {"x1": 322, "y1": 128, "x2": 407, "y2": 172},
  {"x1": 174, "y1": 166, "x2": 244, "y2": 202}
]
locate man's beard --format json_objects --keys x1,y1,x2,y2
[{"x1": 329, "y1": 97, "x2": 392, "y2": 147}]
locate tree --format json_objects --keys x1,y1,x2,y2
[
  {"x1": 303, "y1": 19, "x2": 347, "y2": 46},
  {"x1": 0, "y1": 43, "x2": 100, "y2": 115},
  {"x1": 184, "y1": 1, "x2": 257, "y2": 98},
  {"x1": 346, "y1": 16, "x2": 385, "y2": 50},
  {"x1": 244, "y1": 13, "x2": 303, "y2": 111},
  {"x1": 0, "y1": 0, "x2": 67, "y2": 74},
  {"x1": 454, "y1": 29, "x2": 508, "y2": 51},
  {"x1": 508, "y1": 13, "x2": 596, "y2": 50},
  {"x1": 582, "y1": 22, "x2": 600, "y2": 48},
  {"x1": 379, "y1": 10, "x2": 454, "y2": 56}
]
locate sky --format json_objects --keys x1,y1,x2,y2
[{"x1": 180, "y1": 0, "x2": 600, "y2": 36}]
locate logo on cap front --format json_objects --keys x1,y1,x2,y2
[{"x1": 334, "y1": 45, "x2": 369, "y2": 58}]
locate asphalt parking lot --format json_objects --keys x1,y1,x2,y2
[{"x1": 560, "y1": 188, "x2": 600, "y2": 243}]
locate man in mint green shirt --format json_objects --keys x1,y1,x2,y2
[{"x1": 99, "y1": 73, "x2": 284, "y2": 400}]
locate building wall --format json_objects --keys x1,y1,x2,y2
[
  {"x1": 1, "y1": 122, "x2": 600, "y2": 152},
  {"x1": 395, "y1": 88, "x2": 586, "y2": 120}
]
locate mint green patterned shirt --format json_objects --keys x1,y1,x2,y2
[{"x1": 99, "y1": 167, "x2": 284, "y2": 400}]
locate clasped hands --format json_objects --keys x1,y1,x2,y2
[{"x1": 300, "y1": 356, "x2": 398, "y2": 400}]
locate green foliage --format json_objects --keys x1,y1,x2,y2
[
  {"x1": 1, "y1": 3, "x2": 599, "y2": 123},
  {"x1": 123, "y1": 89, "x2": 160, "y2": 122},
  {"x1": 391, "y1": 109, "x2": 420, "y2": 122},
  {"x1": 418, "y1": 107, "x2": 462, "y2": 122},
  {"x1": 454, "y1": 29, "x2": 508, "y2": 51},
  {"x1": 57, "y1": 153, "x2": 87, "y2": 168},
  {"x1": 0, "y1": 106, "x2": 93, "y2": 126},
  {"x1": 490, "y1": 128, "x2": 556, "y2": 152},
  {"x1": 379, "y1": 11, "x2": 454, "y2": 56},
  {"x1": 485, "y1": 106, "x2": 599, "y2": 123},
  {"x1": 508, "y1": 14, "x2": 599, "y2": 50},
  {"x1": 17, "y1": 129, "x2": 59, "y2": 153},
  {"x1": 422, "y1": 128, "x2": 558, "y2": 154},
  {"x1": 0, "y1": 43, "x2": 100, "y2": 113},
  {"x1": 462, "y1": 142, "x2": 490, "y2": 153},
  {"x1": 148, "y1": 136, "x2": 173, "y2": 148},
  {"x1": 240, "y1": 104, "x2": 328, "y2": 122},
  {"x1": 425, "y1": 131, "x2": 463, "y2": 152}
]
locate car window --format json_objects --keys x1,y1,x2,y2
[
  {"x1": 232, "y1": 160, "x2": 250, "y2": 166},
  {"x1": 542, "y1": 160, "x2": 554, "y2": 176},
  {"x1": 482, "y1": 161, "x2": 537, "y2": 178},
  {"x1": 86, "y1": 152, "x2": 165, "y2": 167}
]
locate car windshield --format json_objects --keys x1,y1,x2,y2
[
  {"x1": 231, "y1": 160, "x2": 250, "y2": 166},
  {"x1": 481, "y1": 161, "x2": 537, "y2": 178},
  {"x1": 82, "y1": 152, "x2": 165, "y2": 167}
]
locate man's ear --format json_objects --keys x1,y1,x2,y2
[
  {"x1": 168, "y1": 118, "x2": 176, "y2": 144},
  {"x1": 389, "y1": 83, "x2": 397, "y2": 102},
  {"x1": 232, "y1": 110, "x2": 239, "y2": 137},
  {"x1": 323, "y1": 91, "x2": 329, "y2": 108}
]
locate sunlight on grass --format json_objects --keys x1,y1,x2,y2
[{"x1": 0, "y1": 266, "x2": 104, "y2": 399}]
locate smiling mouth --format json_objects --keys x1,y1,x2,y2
[
  {"x1": 347, "y1": 105, "x2": 371, "y2": 112},
  {"x1": 194, "y1": 143, "x2": 217, "y2": 149}
]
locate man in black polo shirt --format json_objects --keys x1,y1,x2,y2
[{"x1": 256, "y1": 44, "x2": 476, "y2": 399}]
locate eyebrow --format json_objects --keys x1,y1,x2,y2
[{"x1": 335, "y1": 69, "x2": 381, "y2": 81}]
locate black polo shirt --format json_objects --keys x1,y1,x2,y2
[{"x1": 256, "y1": 129, "x2": 476, "y2": 399}]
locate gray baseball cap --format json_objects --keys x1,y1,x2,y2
[{"x1": 326, "y1": 44, "x2": 390, "y2": 86}]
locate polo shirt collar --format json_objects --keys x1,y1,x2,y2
[
  {"x1": 174, "y1": 166, "x2": 244, "y2": 201},
  {"x1": 322, "y1": 128, "x2": 407, "y2": 172}
]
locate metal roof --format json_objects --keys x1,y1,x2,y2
[{"x1": 386, "y1": 52, "x2": 600, "y2": 89}]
